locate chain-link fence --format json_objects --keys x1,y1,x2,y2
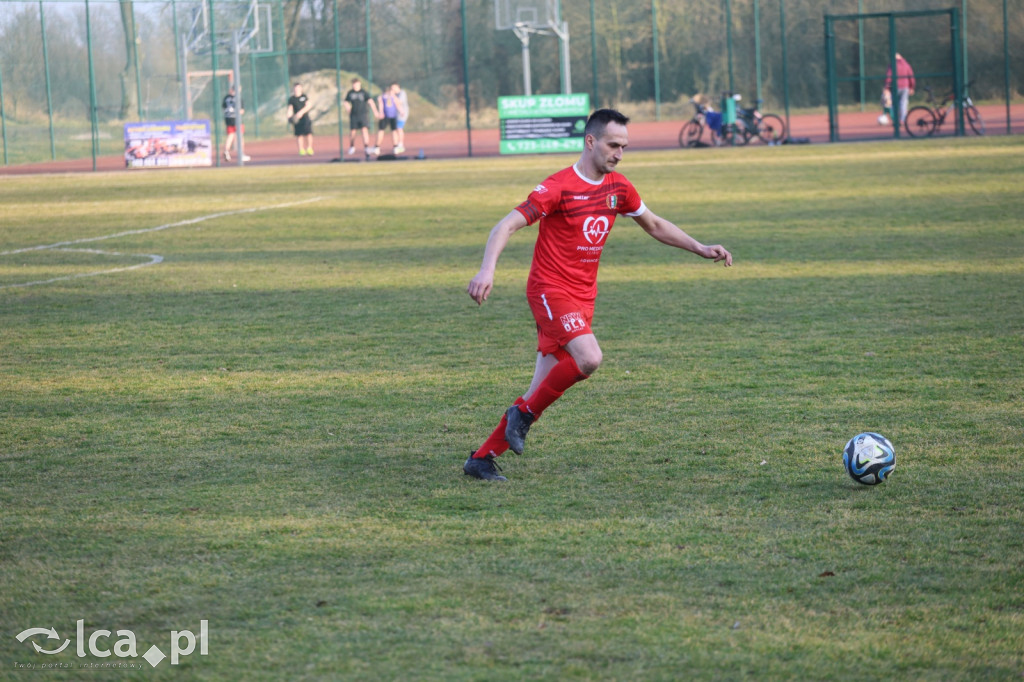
[{"x1": 1, "y1": 0, "x2": 1021, "y2": 167}]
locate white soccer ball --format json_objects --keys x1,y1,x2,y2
[
  {"x1": 877, "y1": 114, "x2": 891, "y2": 126},
  {"x1": 843, "y1": 432, "x2": 895, "y2": 485}
]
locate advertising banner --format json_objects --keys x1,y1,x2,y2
[
  {"x1": 498, "y1": 94, "x2": 590, "y2": 155},
  {"x1": 124, "y1": 120, "x2": 212, "y2": 169}
]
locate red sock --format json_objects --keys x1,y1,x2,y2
[
  {"x1": 473, "y1": 397, "x2": 524, "y2": 458},
  {"x1": 522, "y1": 356, "x2": 588, "y2": 418}
]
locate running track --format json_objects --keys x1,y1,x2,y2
[{"x1": 1, "y1": 104, "x2": 1019, "y2": 175}]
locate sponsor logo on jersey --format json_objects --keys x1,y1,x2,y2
[
  {"x1": 534, "y1": 184, "x2": 549, "y2": 194},
  {"x1": 559, "y1": 311, "x2": 587, "y2": 333},
  {"x1": 582, "y1": 215, "x2": 611, "y2": 245},
  {"x1": 573, "y1": 195, "x2": 590, "y2": 200}
]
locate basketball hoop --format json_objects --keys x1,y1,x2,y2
[
  {"x1": 494, "y1": 0, "x2": 571, "y2": 96},
  {"x1": 179, "y1": 0, "x2": 275, "y2": 165}
]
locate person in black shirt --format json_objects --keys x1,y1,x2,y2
[
  {"x1": 287, "y1": 82, "x2": 315, "y2": 156},
  {"x1": 222, "y1": 86, "x2": 250, "y2": 162},
  {"x1": 344, "y1": 78, "x2": 380, "y2": 158}
]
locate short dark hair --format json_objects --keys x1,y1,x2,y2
[{"x1": 584, "y1": 109, "x2": 630, "y2": 139}]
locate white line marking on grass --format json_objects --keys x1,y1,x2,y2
[{"x1": 0, "y1": 197, "x2": 323, "y2": 290}]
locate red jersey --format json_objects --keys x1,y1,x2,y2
[{"x1": 515, "y1": 164, "x2": 645, "y2": 303}]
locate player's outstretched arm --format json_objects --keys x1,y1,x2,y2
[
  {"x1": 467, "y1": 210, "x2": 529, "y2": 305},
  {"x1": 633, "y1": 209, "x2": 733, "y2": 266}
]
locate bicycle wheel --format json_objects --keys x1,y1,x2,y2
[
  {"x1": 757, "y1": 114, "x2": 786, "y2": 144},
  {"x1": 904, "y1": 106, "x2": 936, "y2": 137},
  {"x1": 965, "y1": 105, "x2": 985, "y2": 135},
  {"x1": 722, "y1": 124, "x2": 750, "y2": 146},
  {"x1": 679, "y1": 121, "x2": 704, "y2": 148},
  {"x1": 717, "y1": 124, "x2": 734, "y2": 146}
]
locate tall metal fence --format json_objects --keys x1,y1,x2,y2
[{"x1": 1, "y1": 0, "x2": 1020, "y2": 167}]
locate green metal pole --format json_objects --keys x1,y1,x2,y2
[
  {"x1": 1004, "y1": 0, "x2": 1011, "y2": 134},
  {"x1": 754, "y1": 0, "x2": 761, "y2": 103},
  {"x1": 962, "y1": 0, "x2": 968, "y2": 87},
  {"x1": 132, "y1": 1, "x2": 143, "y2": 119},
  {"x1": 0, "y1": 64, "x2": 7, "y2": 165},
  {"x1": 952, "y1": 8, "x2": 964, "y2": 136},
  {"x1": 888, "y1": 14, "x2": 898, "y2": 137},
  {"x1": 858, "y1": 0, "x2": 865, "y2": 111},
  {"x1": 334, "y1": 0, "x2": 343, "y2": 152},
  {"x1": 210, "y1": 0, "x2": 221, "y2": 166},
  {"x1": 171, "y1": 0, "x2": 182, "y2": 109},
  {"x1": 279, "y1": 0, "x2": 290, "y2": 116},
  {"x1": 725, "y1": 0, "x2": 734, "y2": 94},
  {"x1": 590, "y1": 0, "x2": 598, "y2": 108},
  {"x1": 826, "y1": 15, "x2": 837, "y2": 142},
  {"x1": 249, "y1": 56, "x2": 259, "y2": 138},
  {"x1": 652, "y1": 0, "x2": 661, "y2": 120},
  {"x1": 40, "y1": 1, "x2": 56, "y2": 159},
  {"x1": 780, "y1": 0, "x2": 790, "y2": 137},
  {"x1": 460, "y1": 0, "x2": 472, "y2": 156},
  {"x1": 365, "y1": 0, "x2": 372, "y2": 84},
  {"x1": 86, "y1": 0, "x2": 99, "y2": 170}
]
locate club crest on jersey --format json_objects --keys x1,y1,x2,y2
[
  {"x1": 559, "y1": 312, "x2": 587, "y2": 333},
  {"x1": 582, "y1": 215, "x2": 611, "y2": 245},
  {"x1": 606, "y1": 194, "x2": 618, "y2": 210}
]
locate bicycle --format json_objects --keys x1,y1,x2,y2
[
  {"x1": 679, "y1": 94, "x2": 786, "y2": 148},
  {"x1": 720, "y1": 94, "x2": 787, "y2": 146},
  {"x1": 904, "y1": 81, "x2": 984, "y2": 138},
  {"x1": 678, "y1": 98, "x2": 714, "y2": 148}
]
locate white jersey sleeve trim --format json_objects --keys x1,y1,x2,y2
[{"x1": 626, "y1": 200, "x2": 647, "y2": 217}]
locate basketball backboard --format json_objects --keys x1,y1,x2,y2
[
  {"x1": 183, "y1": 0, "x2": 273, "y2": 57},
  {"x1": 495, "y1": 0, "x2": 558, "y2": 31}
]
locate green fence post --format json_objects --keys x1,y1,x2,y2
[
  {"x1": 1004, "y1": 0, "x2": 1011, "y2": 134},
  {"x1": 780, "y1": 0, "x2": 790, "y2": 138},
  {"x1": 754, "y1": 0, "x2": 761, "y2": 104},
  {"x1": 888, "y1": 14, "x2": 898, "y2": 138},
  {"x1": 725, "y1": 0, "x2": 734, "y2": 94},
  {"x1": 461, "y1": 0, "x2": 472, "y2": 157},
  {"x1": 40, "y1": 1, "x2": 57, "y2": 160},
  {"x1": 952, "y1": 7, "x2": 964, "y2": 136},
  {"x1": 278, "y1": 0, "x2": 288, "y2": 99},
  {"x1": 86, "y1": 0, "x2": 99, "y2": 171},
  {"x1": 0, "y1": 64, "x2": 7, "y2": 166},
  {"x1": 210, "y1": 0, "x2": 221, "y2": 166},
  {"x1": 250, "y1": 57, "x2": 259, "y2": 138},
  {"x1": 590, "y1": 0, "x2": 598, "y2": 108},
  {"x1": 858, "y1": 0, "x2": 865, "y2": 111},
  {"x1": 133, "y1": 2, "x2": 143, "y2": 119},
  {"x1": 171, "y1": 0, "x2": 182, "y2": 114},
  {"x1": 652, "y1": 0, "x2": 661, "y2": 120},
  {"x1": 961, "y1": 0, "x2": 968, "y2": 88},
  {"x1": 334, "y1": 0, "x2": 343, "y2": 152},
  {"x1": 365, "y1": 0, "x2": 372, "y2": 84},
  {"x1": 825, "y1": 15, "x2": 837, "y2": 142}
]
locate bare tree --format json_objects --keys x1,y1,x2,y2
[{"x1": 118, "y1": 0, "x2": 138, "y2": 119}]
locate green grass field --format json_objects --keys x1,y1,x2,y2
[{"x1": 1, "y1": 138, "x2": 1022, "y2": 680}]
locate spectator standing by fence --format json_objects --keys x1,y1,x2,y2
[
  {"x1": 287, "y1": 82, "x2": 315, "y2": 156},
  {"x1": 883, "y1": 53, "x2": 916, "y2": 125}
]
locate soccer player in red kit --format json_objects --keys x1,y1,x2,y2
[{"x1": 465, "y1": 109, "x2": 732, "y2": 481}]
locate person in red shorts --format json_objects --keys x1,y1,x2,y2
[{"x1": 464, "y1": 108, "x2": 733, "y2": 481}]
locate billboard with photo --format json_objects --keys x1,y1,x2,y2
[{"x1": 124, "y1": 121, "x2": 212, "y2": 169}]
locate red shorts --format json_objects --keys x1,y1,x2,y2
[
  {"x1": 226, "y1": 124, "x2": 244, "y2": 134},
  {"x1": 527, "y1": 291, "x2": 594, "y2": 356}
]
